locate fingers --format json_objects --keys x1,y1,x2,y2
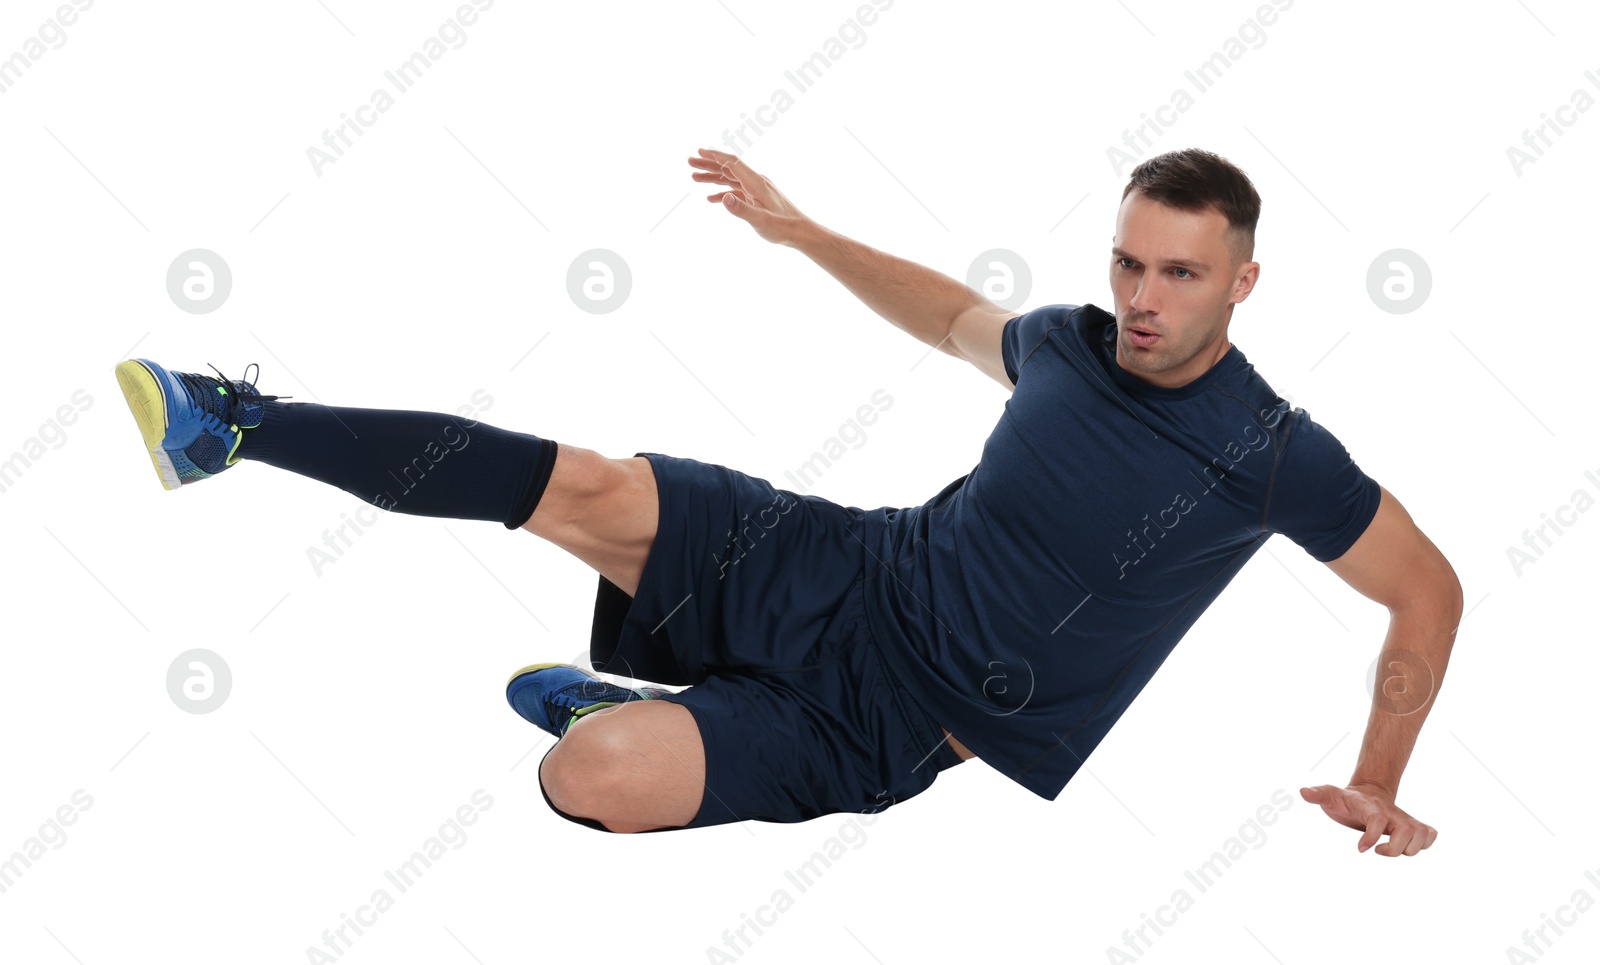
[
  {"x1": 694, "y1": 146, "x2": 750, "y2": 171},
  {"x1": 690, "y1": 148, "x2": 769, "y2": 207},
  {"x1": 1376, "y1": 825, "x2": 1412, "y2": 857},
  {"x1": 1303, "y1": 785, "x2": 1355, "y2": 822},
  {"x1": 1300, "y1": 785, "x2": 1333, "y2": 804},
  {"x1": 689, "y1": 148, "x2": 757, "y2": 184},
  {"x1": 689, "y1": 157, "x2": 740, "y2": 190},
  {"x1": 689, "y1": 160, "x2": 739, "y2": 201},
  {"x1": 1389, "y1": 821, "x2": 1438, "y2": 857},
  {"x1": 701, "y1": 185, "x2": 751, "y2": 209},
  {"x1": 1304, "y1": 784, "x2": 1438, "y2": 857},
  {"x1": 1357, "y1": 811, "x2": 1387, "y2": 854},
  {"x1": 692, "y1": 172, "x2": 737, "y2": 190},
  {"x1": 688, "y1": 155, "x2": 743, "y2": 207},
  {"x1": 712, "y1": 190, "x2": 749, "y2": 209},
  {"x1": 1368, "y1": 813, "x2": 1438, "y2": 857},
  {"x1": 687, "y1": 151, "x2": 720, "y2": 173},
  {"x1": 1377, "y1": 824, "x2": 1417, "y2": 856}
]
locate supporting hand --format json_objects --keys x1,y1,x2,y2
[{"x1": 1300, "y1": 783, "x2": 1438, "y2": 857}]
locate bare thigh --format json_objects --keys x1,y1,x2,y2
[{"x1": 519, "y1": 443, "x2": 657, "y2": 597}]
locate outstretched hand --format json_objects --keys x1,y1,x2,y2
[
  {"x1": 687, "y1": 147, "x2": 811, "y2": 246},
  {"x1": 1301, "y1": 783, "x2": 1437, "y2": 857}
]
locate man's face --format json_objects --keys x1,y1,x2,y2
[{"x1": 1109, "y1": 190, "x2": 1258, "y2": 388}]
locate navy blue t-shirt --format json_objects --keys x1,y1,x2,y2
[{"x1": 858, "y1": 303, "x2": 1381, "y2": 800}]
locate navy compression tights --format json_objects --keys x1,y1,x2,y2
[{"x1": 236, "y1": 401, "x2": 559, "y2": 529}]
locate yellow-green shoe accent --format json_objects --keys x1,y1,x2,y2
[
  {"x1": 114, "y1": 359, "x2": 180, "y2": 490},
  {"x1": 505, "y1": 662, "x2": 675, "y2": 738}
]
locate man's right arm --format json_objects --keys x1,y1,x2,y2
[
  {"x1": 789, "y1": 220, "x2": 1020, "y2": 391},
  {"x1": 688, "y1": 147, "x2": 1019, "y2": 391}
]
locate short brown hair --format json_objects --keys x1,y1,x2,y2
[{"x1": 1122, "y1": 148, "x2": 1261, "y2": 264}]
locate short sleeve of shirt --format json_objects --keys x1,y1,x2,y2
[
  {"x1": 1263, "y1": 410, "x2": 1382, "y2": 563},
  {"x1": 1002, "y1": 304, "x2": 1078, "y2": 386}
]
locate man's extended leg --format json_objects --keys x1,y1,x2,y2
[
  {"x1": 112, "y1": 357, "x2": 662, "y2": 594},
  {"x1": 238, "y1": 403, "x2": 660, "y2": 594},
  {"x1": 240, "y1": 399, "x2": 661, "y2": 592}
]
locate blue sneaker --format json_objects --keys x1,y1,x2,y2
[
  {"x1": 113, "y1": 359, "x2": 288, "y2": 490},
  {"x1": 506, "y1": 663, "x2": 673, "y2": 738}
]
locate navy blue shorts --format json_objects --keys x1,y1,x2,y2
[{"x1": 563, "y1": 452, "x2": 964, "y2": 831}]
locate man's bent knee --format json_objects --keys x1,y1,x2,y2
[
  {"x1": 537, "y1": 750, "x2": 617, "y2": 833},
  {"x1": 538, "y1": 703, "x2": 702, "y2": 833}
]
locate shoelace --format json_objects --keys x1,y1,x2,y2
[
  {"x1": 175, "y1": 362, "x2": 292, "y2": 427},
  {"x1": 542, "y1": 677, "x2": 668, "y2": 735},
  {"x1": 544, "y1": 677, "x2": 645, "y2": 731},
  {"x1": 544, "y1": 679, "x2": 605, "y2": 717}
]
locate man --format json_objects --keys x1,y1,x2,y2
[{"x1": 115, "y1": 146, "x2": 1459, "y2": 856}]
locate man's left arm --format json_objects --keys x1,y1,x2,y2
[{"x1": 1304, "y1": 484, "x2": 1464, "y2": 857}]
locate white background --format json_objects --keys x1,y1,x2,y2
[{"x1": 1, "y1": 0, "x2": 1596, "y2": 962}]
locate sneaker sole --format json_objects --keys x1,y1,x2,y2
[
  {"x1": 114, "y1": 359, "x2": 180, "y2": 491},
  {"x1": 504, "y1": 661, "x2": 674, "y2": 704},
  {"x1": 505, "y1": 661, "x2": 572, "y2": 689}
]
